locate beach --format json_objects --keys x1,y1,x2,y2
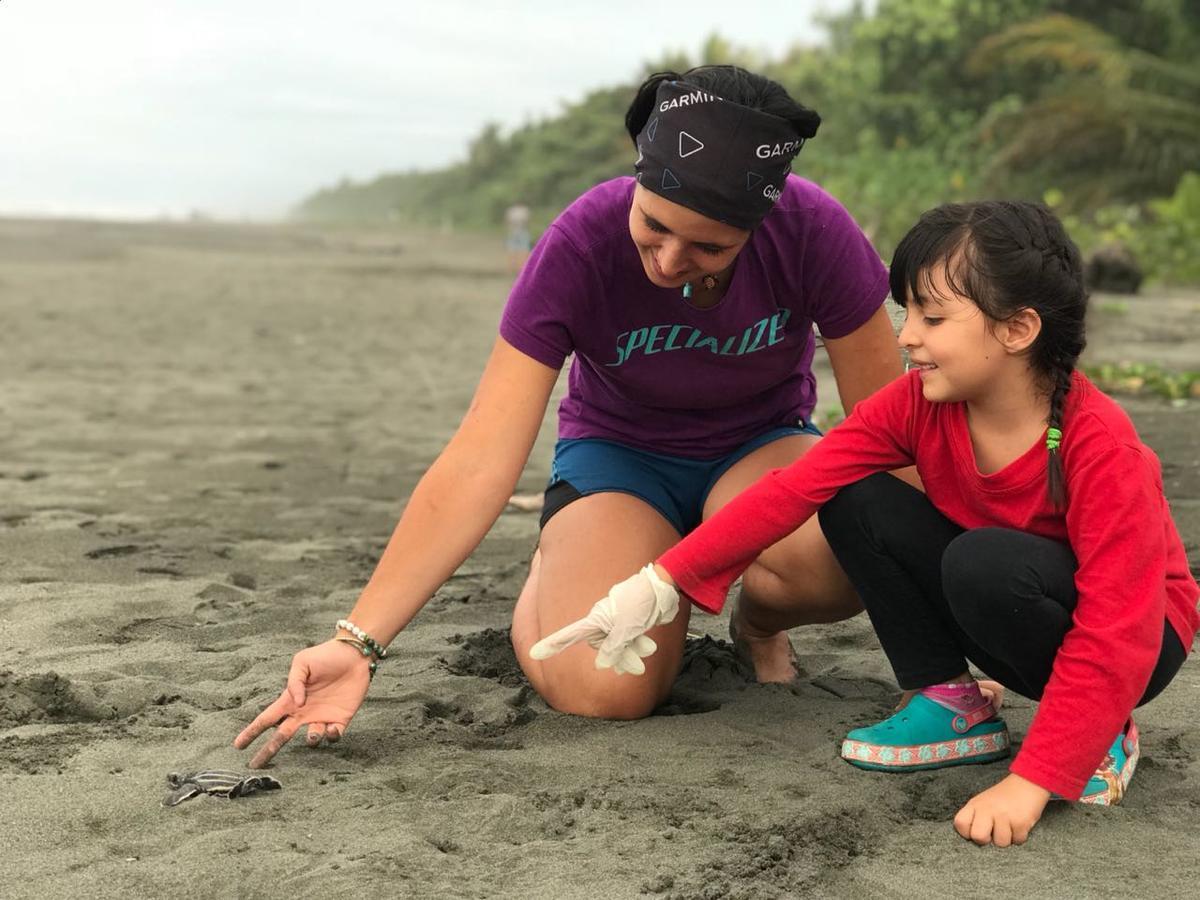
[{"x1": 1, "y1": 217, "x2": 1197, "y2": 899}]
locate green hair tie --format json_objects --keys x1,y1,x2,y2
[{"x1": 1046, "y1": 427, "x2": 1063, "y2": 451}]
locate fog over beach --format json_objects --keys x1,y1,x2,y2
[{"x1": 0, "y1": 0, "x2": 848, "y2": 221}]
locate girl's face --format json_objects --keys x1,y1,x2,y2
[
  {"x1": 897, "y1": 260, "x2": 1010, "y2": 403},
  {"x1": 628, "y1": 184, "x2": 750, "y2": 289}
]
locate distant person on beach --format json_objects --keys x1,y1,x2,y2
[
  {"x1": 235, "y1": 65, "x2": 909, "y2": 764},
  {"x1": 504, "y1": 203, "x2": 533, "y2": 272},
  {"x1": 534, "y1": 200, "x2": 1198, "y2": 846}
]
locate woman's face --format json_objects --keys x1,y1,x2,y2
[{"x1": 628, "y1": 184, "x2": 750, "y2": 289}]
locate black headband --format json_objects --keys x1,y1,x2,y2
[{"x1": 633, "y1": 80, "x2": 815, "y2": 230}]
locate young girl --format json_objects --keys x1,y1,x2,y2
[{"x1": 531, "y1": 200, "x2": 1198, "y2": 847}]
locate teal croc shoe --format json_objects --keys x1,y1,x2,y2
[
  {"x1": 841, "y1": 693, "x2": 1010, "y2": 772},
  {"x1": 1078, "y1": 721, "x2": 1139, "y2": 806}
]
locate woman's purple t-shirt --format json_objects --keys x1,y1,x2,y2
[{"x1": 499, "y1": 176, "x2": 889, "y2": 459}]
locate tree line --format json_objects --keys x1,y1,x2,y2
[{"x1": 295, "y1": 0, "x2": 1200, "y2": 283}]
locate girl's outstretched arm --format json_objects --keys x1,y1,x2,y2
[
  {"x1": 343, "y1": 337, "x2": 558, "y2": 644},
  {"x1": 658, "y1": 374, "x2": 918, "y2": 612},
  {"x1": 530, "y1": 372, "x2": 923, "y2": 671}
]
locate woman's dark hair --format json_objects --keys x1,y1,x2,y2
[
  {"x1": 889, "y1": 201, "x2": 1088, "y2": 508},
  {"x1": 624, "y1": 65, "x2": 821, "y2": 147}
]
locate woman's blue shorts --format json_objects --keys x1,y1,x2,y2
[{"x1": 539, "y1": 420, "x2": 823, "y2": 536}]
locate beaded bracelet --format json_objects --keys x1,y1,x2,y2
[
  {"x1": 336, "y1": 619, "x2": 389, "y2": 659},
  {"x1": 333, "y1": 636, "x2": 379, "y2": 678}
]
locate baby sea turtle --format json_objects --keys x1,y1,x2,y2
[{"x1": 162, "y1": 770, "x2": 282, "y2": 807}]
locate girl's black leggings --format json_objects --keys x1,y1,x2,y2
[{"x1": 817, "y1": 473, "x2": 1185, "y2": 704}]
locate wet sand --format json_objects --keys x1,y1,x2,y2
[{"x1": 1, "y1": 218, "x2": 1197, "y2": 898}]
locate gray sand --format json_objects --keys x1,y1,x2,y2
[{"x1": 1, "y1": 219, "x2": 1197, "y2": 898}]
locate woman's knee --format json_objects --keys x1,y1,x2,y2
[
  {"x1": 512, "y1": 550, "x2": 686, "y2": 720},
  {"x1": 513, "y1": 618, "x2": 673, "y2": 720},
  {"x1": 740, "y1": 557, "x2": 860, "y2": 623},
  {"x1": 539, "y1": 674, "x2": 668, "y2": 720},
  {"x1": 737, "y1": 515, "x2": 862, "y2": 626}
]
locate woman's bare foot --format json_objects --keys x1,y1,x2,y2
[
  {"x1": 730, "y1": 606, "x2": 802, "y2": 684},
  {"x1": 507, "y1": 492, "x2": 544, "y2": 512}
]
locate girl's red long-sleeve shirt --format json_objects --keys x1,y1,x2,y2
[{"x1": 659, "y1": 370, "x2": 1198, "y2": 799}]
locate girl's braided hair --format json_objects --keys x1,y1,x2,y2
[{"x1": 890, "y1": 201, "x2": 1088, "y2": 508}]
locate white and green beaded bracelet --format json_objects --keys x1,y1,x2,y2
[{"x1": 336, "y1": 618, "x2": 388, "y2": 659}]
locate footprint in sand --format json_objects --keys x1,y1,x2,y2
[
  {"x1": 442, "y1": 628, "x2": 527, "y2": 687},
  {"x1": 85, "y1": 544, "x2": 147, "y2": 559},
  {"x1": 397, "y1": 688, "x2": 536, "y2": 748},
  {"x1": 676, "y1": 807, "x2": 880, "y2": 897},
  {"x1": 0, "y1": 670, "x2": 118, "y2": 727},
  {"x1": 192, "y1": 582, "x2": 256, "y2": 623}
]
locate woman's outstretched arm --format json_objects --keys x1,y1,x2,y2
[
  {"x1": 345, "y1": 336, "x2": 559, "y2": 645},
  {"x1": 235, "y1": 336, "x2": 558, "y2": 766}
]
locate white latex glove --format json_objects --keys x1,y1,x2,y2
[{"x1": 528, "y1": 564, "x2": 680, "y2": 675}]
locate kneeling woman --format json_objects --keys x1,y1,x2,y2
[{"x1": 235, "y1": 65, "x2": 904, "y2": 766}]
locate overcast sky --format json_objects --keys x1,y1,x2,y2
[{"x1": 0, "y1": 1, "x2": 858, "y2": 220}]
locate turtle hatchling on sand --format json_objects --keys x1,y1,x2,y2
[{"x1": 162, "y1": 770, "x2": 282, "y2": 807}]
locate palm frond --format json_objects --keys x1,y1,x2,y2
[{"x1": 970, "y1": 13, "x2": 1199, "y2": 208}]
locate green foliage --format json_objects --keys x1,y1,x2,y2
[
  {"x1": 1084, "y1": 361, "x2": 1200, "y2": 402},
  {"x1": 799, "y1": 127, "x2": 979, "y2": 255},
  {"x1": 294, "y1": 2, "x2": 1200, "y2": 285},
  {"x1": 1062, "y1": 173, "x2": 1200, "y2": 283},
  {"x1": 970, "y1": 12, "x2": 1200, "y2": 207},
  {"x1": 1139, "y1": 173, "x2": 1200, "y2": 283}
]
